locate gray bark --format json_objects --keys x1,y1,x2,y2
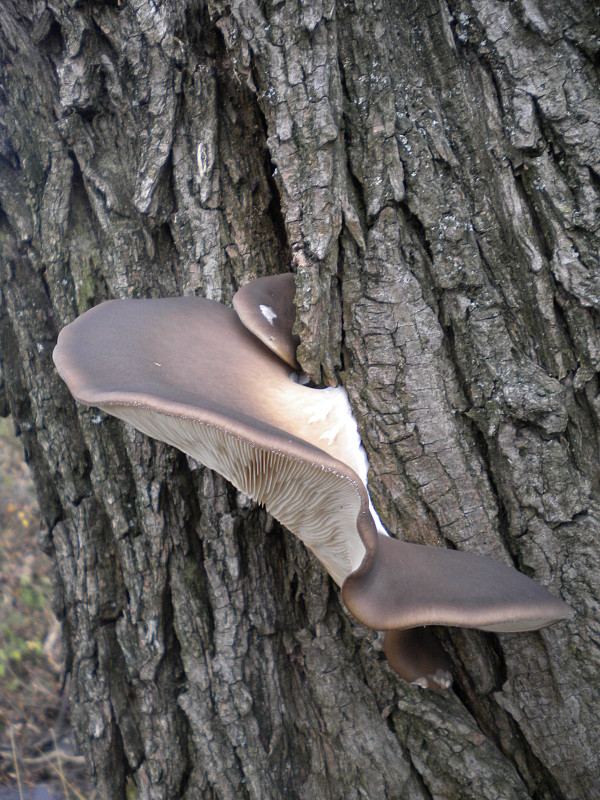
[{"x1": 1, "y1": 0, "x2": 598, "y2": 798}]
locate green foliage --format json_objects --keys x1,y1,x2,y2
[
  {"x1": 0, "y1": 617, "x2": 45, "y2": 680},
  {"x1": 0, "y1": 575, "x2": 51, "y2": 684},
  {"x1": 18, "y1": 574, "x2": 49, "y2": 610}
]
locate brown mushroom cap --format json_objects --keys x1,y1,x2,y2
[
  {"x1": 233, "y1": 273, "x2": 301, "y2": 369},
  {"x1": 53, "y1": 292, "x2": 572, "y2": 691},
  {"x1": 384, "y1": 629, "x2": 453, "y2": 690},
  {"x1": 343, "y1": 533, "x2": 571, "y2": 633},
  {"x1": 53, "y1": 296, "x2": 375, "y2": 585}
]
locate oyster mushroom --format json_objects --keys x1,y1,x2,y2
[{"x1": 53, "y1": 277, "x2": 571, "y2": 689}]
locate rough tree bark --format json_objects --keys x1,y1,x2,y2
[{"x1": 1, "y1": 0, "x2": 598, "y2": 798}]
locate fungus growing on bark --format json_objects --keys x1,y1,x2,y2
[
  {"x1": 233, "y1": 272, "x2": 301, "y2": 369},
  {"x1": 53, "y1": 275, "x2": 571, "y2": 690}
]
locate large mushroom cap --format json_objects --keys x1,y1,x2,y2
[
  {"x1": 53, "y1": 296, "x2": 374, "y2": 585},
  {"x1": 233, "y1": 273, "x2": 301, "y2": 369}
]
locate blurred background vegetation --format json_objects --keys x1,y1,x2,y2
[{"x1": 0, "y1": 417, "x2": 93, "y2": 800}]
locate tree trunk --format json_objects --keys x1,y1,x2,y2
[{"x1": 1, "y1": 0, "x2": 598, "y2": 798}]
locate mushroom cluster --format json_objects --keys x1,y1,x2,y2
[{"x1": 53, "y1": 274, "x2": 571, "y2": 690}]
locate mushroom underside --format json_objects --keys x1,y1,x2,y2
[{"x1": 110, "y1": 403, "x2": 367, "y2": 586}]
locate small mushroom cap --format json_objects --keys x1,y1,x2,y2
[
  {"x1": 233, "y1": 273, "x2": 301, "y2": 369},
  {"x1": 384, "y1": 629, "x2": 453, "y2": 691},
  {"x1": 343, "y1": 533, "x2": 572, "y2": 633},
  {"x1": 53, "y1": 296, "x2": 374, "y2": 585}
]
